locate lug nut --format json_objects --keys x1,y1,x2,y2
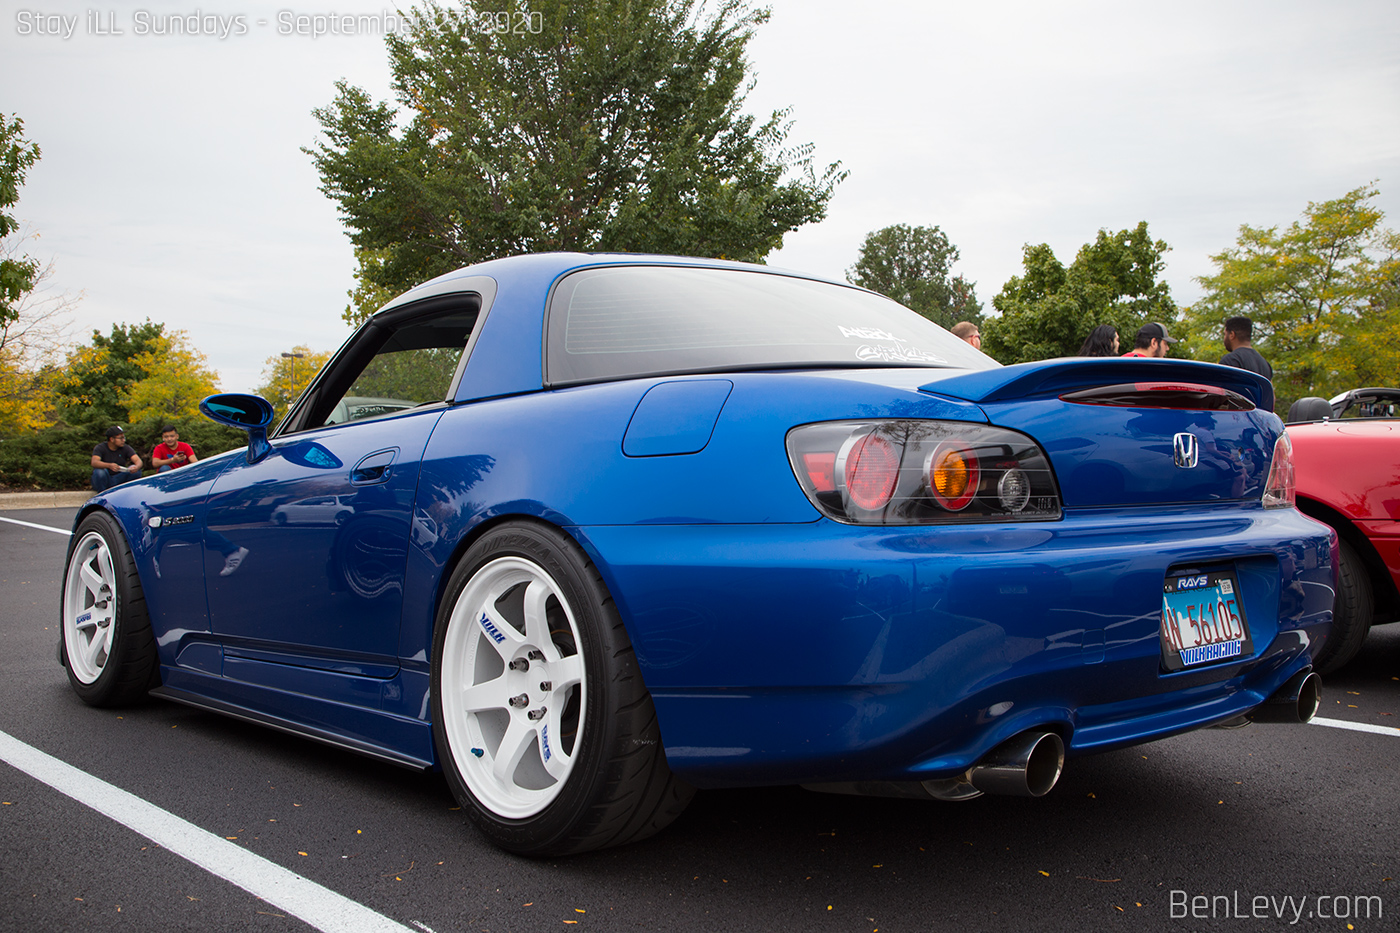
[
  {"x1": 527, "y1": 707, "x2": 547, "y2": 721},
  {"x1": 509, "y1": 658, "x2": 529, "y2": 671},
  {"x1": 539, "y1": 681, "x2": 552, "y2": 692},
  {"x1": 508, "y1": 694, "x2": 529, "y2": 708},
  {"x1": 527, "y1": 650, "x2": 545, "y2": 661}
]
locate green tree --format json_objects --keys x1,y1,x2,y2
[
  {"x1": 343, "y1": 246, "x2": 399, "y2": 327},
  {"x1": 982, "y1": 222, "x2": 1176, "y2": 364},
  {"x1": 119, "y1": 330, "x2": 221, "y2": 424},
  {"x1": 0, "y1": 114, "x2": 74, "y2": 436},
  {"x1": 1179, "y1": 184, "x2": 1400, "y2": 408},
  {"x1": 53, "y1": 321, "x2": 167, "y2": 427},
  {"x1": 255, "y1": 345, "x2": 333, "y2": 421},
  {"x1": 1, "y1": 113, "x2": 41, "y2": 328},
  {"x1": 308, "y1": 0, "x2": 845, "y2": 318},
  {"x1": 846, "y1": 224, "x2": 982, "y2": 329}
]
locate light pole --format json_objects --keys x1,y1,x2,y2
[{"x1": 281, "y1": 351, "x2": 305, "y2": 403}]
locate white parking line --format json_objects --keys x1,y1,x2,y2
[
  {"x1": 0, "y1": 516, "x2": 71, "y2": 536},
  {"x1": 1310, "y1": 716, "x2": 1400, "y2": 737},
  {"x1": 0, "y1": 729, "x2": 419, "y2": 933}
]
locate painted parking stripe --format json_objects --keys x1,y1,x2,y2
[
  {"x1": 0, "y1": 515, "x2": 71, "y2": 536},
  {"x1": 1310, "y1": 716, "x2": 1400, "y2": 737},
  {"x1": 0, "y1": 729, "x2": 418, "y2": 933}
]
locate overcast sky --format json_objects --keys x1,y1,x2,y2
[{"x1": 3, "y1": 1, "x2": 1398, "y2": 392}]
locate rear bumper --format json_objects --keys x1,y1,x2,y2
[{"x1": 576, "y1": 504, "x2": 1334, "y2": 788}]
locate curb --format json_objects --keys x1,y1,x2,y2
[{"x1": 0, "y1": 491, "x2": 95, "y2": 511}]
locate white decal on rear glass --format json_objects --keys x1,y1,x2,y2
[
  {"x1": 856, "y1": 344, "x2": 946, "y2": 364},
  {"x1": 839, "y1": 326, "x2": 898, "y2": 341}
]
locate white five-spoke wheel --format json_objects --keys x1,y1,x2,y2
[
  {"x1": 439, "y1": 555, "x2": 587, "y2": 818},
  {"x1": 63, "y1": 531, "x2": 118, "y2": 684},
  {"x1": 60, "y1": 511, "x2": 160, "y2": 707},
  {"x1": 431, "y1": 522, "x2": 693, "y2": 856}
]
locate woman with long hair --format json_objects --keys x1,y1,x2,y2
[{"x1": 1078, "y1": 325, "x2": 1119, "y2": 356}]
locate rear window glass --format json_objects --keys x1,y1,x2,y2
[{"x1": 545, "y1": 265, "x2": 994, "y2": 385}]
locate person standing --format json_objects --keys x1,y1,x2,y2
[
  {"x1": 950, "y1": 321, "x2": 981, "y2": 350},
  {"x1": 151, "y1": 425, "x2": 199, "y2": 472},
  {"x1": 90, "y1": 426, "x2": 143, "y2": 492},
  {"x1": 1121, "y1": 322, "x2": 1177, "y2": 358},
  {"x1": 1218, "y1": 316, "x2": 1273, "y2": 379},
  {"x1": 1078, "y1": 325, "x2": 1120, "y2": 356}
]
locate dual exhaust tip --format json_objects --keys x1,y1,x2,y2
[{"x1": 918, "y1": 730, "x2": 1065, "y2": 801}]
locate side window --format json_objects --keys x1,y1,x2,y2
[{"x1": 295, "y1": 306, "x2": 479, "y2": 432}]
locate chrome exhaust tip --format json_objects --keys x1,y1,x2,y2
[
  {"x1": 1247, "y1": 670, "x2": 1321, "y2": 724},
  {"x1": 967, "y1": 730, "x2": 1065, "y2": 798},
  {"x1": 804, "y1": 730, "x2": 1067, "y2": 802}
]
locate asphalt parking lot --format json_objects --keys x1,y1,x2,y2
[{"x1": 2, "y1": 506, "x2": 1397, "y2": 933}]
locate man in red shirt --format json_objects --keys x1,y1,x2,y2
[
  {"x1": 152, "y1": 426, "x2": 199, "y2": 472},
  {"x1": 1121, "y1": 322, "x2": 1177, "y2": 358}
]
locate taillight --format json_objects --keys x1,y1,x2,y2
[
  {"x1": 926, "y1": 441, "x2": 980, "y2": 511},
  {"x1": 1262, "y1": 431, "x2": 1295, "y2": 509},
  {"x1": 838, "y1": 431, "x2": 900, "y2": 511},
  {"x1": 788, "y1": 420, "x2": 1062, "y2": 525}
]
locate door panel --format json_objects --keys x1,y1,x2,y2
[{"x1": 203, "y1": 410, "x2": 443, "y2": 671}]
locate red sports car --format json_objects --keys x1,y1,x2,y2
[{"x1": 1288, "y1": 387, "x2": 1400, "y2": 672}]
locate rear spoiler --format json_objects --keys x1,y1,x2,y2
[{"x1": 919, "y1": 358, "x2": 1274, "y2": 412}]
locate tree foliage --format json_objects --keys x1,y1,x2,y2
[
  {"x1": 981, "y1": 222, "x2": 1176, "y2": 364},
  {"x1": 118, "y1": 330, "x2": 221, "y2": 424},
  {"x1": 0, "y1": 417, "x2": 247, "y2": 491},
  {"x1": 308, "y1": 0, "x2": 844, "y2": 318},
  {"x1": 1178, "y1": 184, "x2": 1400, "y2": 408},
  {"x1": 846, "y1": 224, "x2": 981, "y2": 329},
  {"x1": 53, "y1": 321, "x2": 169, "y2": 427},
  {"x1": 1, "y1": 113, "x2": 41, "y2": 328},
  {"x1": 0, "y1": 114, "x2": 75, "y2": 436},
  {"x1": 255, "y1": 345, "x2": 333, "y2": 421},
  {"x1": 0, "y1": 251, "x2": 75, "y2": 435}
]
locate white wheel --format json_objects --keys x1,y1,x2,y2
[
  {"x1": 431, "y1": 522, "x2": 692, "y2": 855},
  {"x1": 439, "y1": 555, "x2": 586, "y2": 819},
  {"x1": 60, "y1": 511, "x2": 159, "y2": 706},
  {"x1": 63, "y1": 531, "x2": 117, "y2": 684}
]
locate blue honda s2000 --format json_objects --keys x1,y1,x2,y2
[{"x1": 61, "y1": 253, "x2": 1333, "y2": 855}]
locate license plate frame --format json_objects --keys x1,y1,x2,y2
[{"x1": 1159, "y1": 567, "x2": 1253, "y2": 672}]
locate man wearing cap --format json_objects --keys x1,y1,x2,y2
[
  {"x1": 1121, "y1": 322, "x2": 1177, "y2": 358},
  {"x1": 90, "y1": 426, "x2": 143, "y2": 492}
]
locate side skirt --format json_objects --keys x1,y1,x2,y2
[{"x1": 149, "y1": 685, "x2": 433, "y2": 771}]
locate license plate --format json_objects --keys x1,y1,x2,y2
[{"x1": 1159, "y1": 568, "x2": 1253, "y2": 672}]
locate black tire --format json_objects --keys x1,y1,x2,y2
[
  {"x1": 1314, "y1": 537, "x2": 1374, "y2": 675},
  {"x1": 60, "y1": 511, "x2": 160, "y2": 706},
  {"x1": 431, "y1": 521, "x2": 693, "y2": 855}
]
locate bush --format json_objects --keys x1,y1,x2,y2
[{"x1": 0, "y1": 417, "x2": 248, "y2": 490}]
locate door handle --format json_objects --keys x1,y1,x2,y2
[{"x1": 350, "y1": 448, "x2": 399, "y2": 485}]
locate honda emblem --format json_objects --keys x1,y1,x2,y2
[{"x1": 1173, "y1": 432, "x2": 1199, "y2": 469}]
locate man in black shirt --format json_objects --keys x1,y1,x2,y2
[
  {"x1": 90, "y1": 426, "x2": 143, "y2": 492},
  {"x1": 1219, "y1": 316, "x2": 1273, "y2": 379}
]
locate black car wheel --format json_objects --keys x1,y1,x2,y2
[
  {"x1": 1314, "y1": 537, "x2": 1373, "y2": 674},
  {"x1": 431, "y1": 521, "x2": 693, "y2": 855},
  {"x1": 60, "y1": 511, "x2": 160, "y2": 706}
]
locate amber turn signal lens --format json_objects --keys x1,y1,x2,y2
[{"x1": 927, "y1": 442, "x2": 980, "y2": 511}]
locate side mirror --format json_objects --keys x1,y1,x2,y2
[{"x1": 200, "y1": 393, "x2": 275, "y2": 463}]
